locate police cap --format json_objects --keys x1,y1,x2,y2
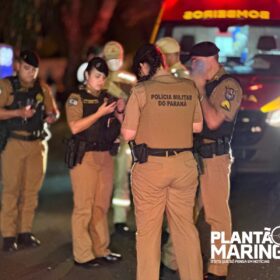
[
  {"x1": 20, "y1": 50, "x2": 40, "y2": 68},
  {"x1": 188, "y1": 41, "x2": 220, "y2": 59},
  {"x1": 103, "y1": 41, "x2": 124, "y2": 61},
  {"x1": 86, "y1": 57, "x2": 109, "y2": 77},
  {"x1": 156, "y1": 37, "x2": 180, "y2": 54}
]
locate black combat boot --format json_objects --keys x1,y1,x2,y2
[
  {"x1": 204, "y1": 273, "x2": 226, "y2": 280},
  {"x1": 114, "y1": 223, "x2": 130, "y2": 234},
  {"x1": 74, "y1": 259, "x2": 101, "y2": 269},
  {"x1": 2, "y1": 237, "x2": 18, "y2": 252},
  {"x1": 17, "y1": 232, "x2": 41, "y2": 248},
  {"x1": 98, "y1": 252, "x2": 122, "y2": 264}
]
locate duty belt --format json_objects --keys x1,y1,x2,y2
[
  {"x1": 198, "y1": 138, "x2": 230, "y2": 158},
  {"x1": 9, "y1": 131, "x2": 44, "y2": 141},
  {"x1": 147, "y1": 147, "x2": 193, "y2": 157}
]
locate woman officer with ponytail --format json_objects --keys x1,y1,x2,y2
[
  {"x1": 65, "y1": 57, "x2": 124, "y2": 269},
  {"x1": 122, "y1": 44, "x2": 203, "y2": 280}
]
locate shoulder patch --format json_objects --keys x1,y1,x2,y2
[{"x1": 68, "y1": 97, "x2": 78, "y2": 106}]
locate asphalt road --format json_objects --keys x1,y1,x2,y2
[{"x1": 0, "y1": 120, "x2": 279, "y2": 280}]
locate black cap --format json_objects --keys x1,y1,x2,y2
[
  {"x1": 187, "y1": 41, "x2": 220, "y2": 60},
  {"x1": 86, "y1": 57, "x2": 109, "y2": 77},
  {"x1": 20, "y1": 50, "x2": 40, "y2": 68}
]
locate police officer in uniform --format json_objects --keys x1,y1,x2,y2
[
  {"x1": 103, "y1": 41, "x2": 136, "y2": 233},
  {"x1": 159, "y1": 42, "x2": 243, "y2": 279},
  {"x1": 156, "y1": 37, "x2": 189, "y2": 78},
  {"x1": 191, "y1": 42, "x2": 242, "y2": 280},
  {"x1": 0, "y1": 50, "x2": 59, "y2": 252},
  {"x1": 122, "y1": 44, "x2": 203, "y2": 280},
  {"x1": 156, "y1": 37, "x2": 192, "y2": 273},
  {"x1": 65, "y1": 57, "x2": 123, "y2": 268}
]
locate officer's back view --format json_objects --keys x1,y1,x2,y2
[{"x1": 122, "y1": 44, "x2": 203, "y2": 280}]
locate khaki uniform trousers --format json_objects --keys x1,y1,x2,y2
[
  {"x1": 112, "y1": 140, "x2": 131, "y2": 223},
  {"x1": 162, "y1": 154, "x2": 232, "y2": 276},
  {"x1": 70, "y1": 151, "x2": 114, "y2": 263},
  {"x1": 0, "y1": 138, "x2": 47, "y2": 237},
  {"x1": 131, "y1": 151, "x2": 202, "y2": 280},
  {"x1": 162, "y1": 198, "x2": 202, "y2": 271}
]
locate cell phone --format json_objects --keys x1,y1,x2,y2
[{"x1": 107, "y1": 95, "x2": 118, "y2": 104}]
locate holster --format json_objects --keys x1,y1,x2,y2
[
  {"x1": 109, "y1": 142, "x2": 120, "y2": 156},
  {"x1": 193, "y1": 151, "x2": 204, "y2": 175},
  {"x1": 128, "y1": 141, "x2": 148, "y2": 164},
  {"x1": 76, "y1": 140, "x2": 87, "y2": 165},
  {"x1": 65, "y1": 137, "x2": 77, "y2": 169},
  {"x1": 65, "y1": 137, "x2": 87, "y2": 169},
  {"x1": 195, "y1": 137, "x2": 230, "y2": 159}
]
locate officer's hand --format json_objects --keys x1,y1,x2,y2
[
  {"x1": 116, "y1": 98, "x2": 125, "y2": 113},
  {"x1": 44, "y1": 112, "x2": 59, "y2": 124},
  {"x1": 191, "y1": 73, "x2": 206, "y2": 97},
  {"x1": 97, "y1": 101, "x2": 117, "y2": 116},
  {"x1": 18, "y1": 106, "x2": 36, "y2": 119}
]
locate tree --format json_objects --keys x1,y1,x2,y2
[{"x1": 0, "y1": 0, "x2": 42, "y2": 50}]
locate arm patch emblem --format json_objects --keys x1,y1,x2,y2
[
  {"x1": 68, "y1": 98, "x2": 78, "y2": 106},
  {"x1": 220, "y1": 100, "x2": 231, "y2": 111},
  {"x1": 225, "y1": 87, "x2": 236, "y2": 101}
]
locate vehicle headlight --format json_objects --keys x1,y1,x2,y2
[{"x1": 266, "y1": 110, "x2": 280, "y2": 127}]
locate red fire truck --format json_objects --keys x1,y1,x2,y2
[{"x1": 151, "y1": 0, "x2": 280, "y2": 174}]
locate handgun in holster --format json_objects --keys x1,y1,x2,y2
[
  {"x1": 193, "y1": 151, "x2": 204, "y2": 175},
  {"x1": 109, "y1": 142, "x2": 120, "y2": 156},
  {"x1": 193, "y1": 137, "x2": 205, "y2": 175},
  {"x1": 128, "y1": 141, "x2": 148, "y2": 164},
  {"x1": 76, "y1": 140, "x2": 87, "y2": 165},
  {"x1": 65, "y1": 137, "x2": 77, "y2": 169}
]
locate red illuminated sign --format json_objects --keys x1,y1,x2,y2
[{"x1": 162, "y1": 0, "x2": 280, "y2": 21}]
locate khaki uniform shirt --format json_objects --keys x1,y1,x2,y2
[
  {"x1": 207, "y1": 67, "x2": 243, "y2": 121},
  {"x1": 65, "y1": 86, "x2": 100, "y2": 123},
  {"x1": 122, "y1": 72, "x2": 203, "y2": 149}
]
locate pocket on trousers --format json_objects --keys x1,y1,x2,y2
[
  {"x1": 133, "y1": 160, "x2": 163, "y2": 174},
  {"x1": 184, "y1": 157, "x2": 197, "y2": 169}
]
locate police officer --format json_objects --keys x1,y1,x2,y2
[
  {"x1": 65, "y1": 57, "x2": 123, "y2": 268},
  {"x1": 103, "y1": 41, "x2": 136, "y2": 233},
  {"x1": 191, "y1": 42, "x2": 242, "y2": 280},
  {"x1": 0, "y1": 50, "x2": 59, "y2": 252},
  {"x1": 156, "y1": 37, "x2": 192, "y2": 273},
  {"x1": 156, "y1": 37, "x2": 189, "y2": 78},
  {"x1": 122, "y1": 44, "x2": 203, "y2": 280}
]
